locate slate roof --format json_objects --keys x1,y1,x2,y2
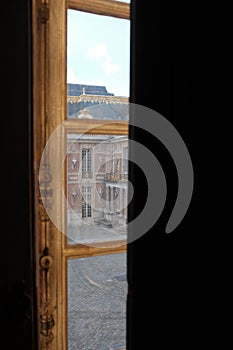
[
  {"x1": 67, "y1": 83, "x2": 114, "y2": 97},
  {"x1": 67, "y1": 83, "x2": 129, "y2": 120}
]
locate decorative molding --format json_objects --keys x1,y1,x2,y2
[
  {"x1": 71, "y1": 158, "x2": 78, "y2": 168},
  {"x1": 68, "y1": 94, "x2": 129, "y2": 104},
  {"x1": 38, "y1": 0, "x2": 49, "y2": 23},
  {"x1": 33, "y1": 0, "x2": 67, "y2": 348},
  {"x1": 71, "y1": 188, "x2": 78, "y2": 201},
  {"x1": 39, "y1": 247, "x2": 55, "y2": 347},
  {"x1": 38, "y1": 164, "x2": 53, "y2": 222}
]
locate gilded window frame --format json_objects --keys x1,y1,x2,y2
[{"x1": 32, "y1": 1, "x2": 130, "y2": 349}]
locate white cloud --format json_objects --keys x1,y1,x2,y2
[
  {"x1": 102, "y1": 55, "x2": 120, "y2": 74},
  {"x1": 86, "y1": 43, "x2": 108, "y2": 59},
  {"x1": 67, "y1": 66, "x2": 78, "y2": 83},
  {"x1": 86, "y1": 42, "x2": 120, "y2": 74}
]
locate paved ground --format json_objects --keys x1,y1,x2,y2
[
  {"x1": 67, "y1": 224, "x2": 127, "y2": 247},
  {"x1": 68, "y1": 252, "x2": 127, "y2": 350}
]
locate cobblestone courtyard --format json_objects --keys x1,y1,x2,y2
[
  {"x1": 68, "y1": 252, "x2": 127, "y2": 350},
  {"x1": 67, "y1": 224, "x2": 127, "y2": 246}
]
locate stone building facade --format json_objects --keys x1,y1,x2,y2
[{"x1": 66, "y1": 84, "x2": 129, "y2": 230}]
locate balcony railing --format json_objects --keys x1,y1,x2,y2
[{"x1": 104, "y1": 172, "x2": 128, "y2": 182}]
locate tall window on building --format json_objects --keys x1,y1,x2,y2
[
  {"x1": 81, "y1": 148, "x2": 92, "y2": 178},
  {"x1": 82, "y1": 186, "x2": 92, "y2": 218}
]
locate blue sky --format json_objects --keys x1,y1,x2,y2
[{"x1": 67, "y1": 7, "x2": 131, "y2": 97}]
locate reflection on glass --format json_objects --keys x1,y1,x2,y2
[
  {"x1": 67, "y1": 133, "x2": 128, "y2": 245},
  {"x1": 68, "y1": 253, "x2": 127, "y2": 350}
]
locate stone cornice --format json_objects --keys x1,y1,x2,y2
[{"x1": 68, "y1": 94, "x2": 129, "y2": 104}]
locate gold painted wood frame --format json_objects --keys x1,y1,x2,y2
[
  {"x1": 68, "y1": 0, "x2": 130, "y2": 19},
  {"x1": 32, "y1": 1, "x2": 130, "y2": 349}
]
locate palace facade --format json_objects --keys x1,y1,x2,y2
[{"x1": 66, "y1": 83, "x2": 129, "y2": 230}]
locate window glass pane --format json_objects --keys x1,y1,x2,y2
[
  {"x1": 67, "y1": 133, "x2": 128, "y2": 246},
  {"x1": 67, "y1": 9, "x2": 130, "y2": 119},
  {"x1": 68, "y1": 253, "x2": 127, "y2": 350},
  {"x1": 66, "y1": 7, "x2": 130, "y2": 350}
]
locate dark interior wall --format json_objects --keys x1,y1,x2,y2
[
  {"x1": 127, "y1": 0, "x2": 206, "y2": 348},
  {"x1": 1, "y1": 1, "x2": 36, "y2": 348}
]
